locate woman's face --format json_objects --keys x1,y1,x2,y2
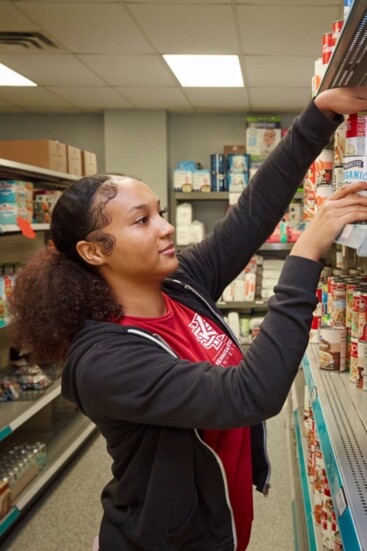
[{"x1": 94, "y1": 177, "x2": 178, "y2": 284}]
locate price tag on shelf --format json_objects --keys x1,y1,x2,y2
[{"x1": 16, "y1": 217, "x2": 36, "y2": 239}]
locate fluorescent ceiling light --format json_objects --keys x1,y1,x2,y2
[
  {"x1": 0, "y1": 64, "x2": 37, "y2": 86},
  {"x1": 163, "y1": 55, "x2": 244, "y2": 87}
]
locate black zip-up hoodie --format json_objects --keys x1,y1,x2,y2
[{"x1": 62, "y1": 101, "x2": 341, "y2": 550}]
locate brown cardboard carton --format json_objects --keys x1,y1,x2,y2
[
  {"x1": 82, "y1": 150, "x2": 98, "y2": 176},
  {"x1": 66, "y1": 145, "x2": 82, "y2": 176},
  {"x1": 0, "y1": 140, "x2": 67, "y2": 173},
  {"x1": 223, "y1": 145, "x2": 246, "y2": 154}
]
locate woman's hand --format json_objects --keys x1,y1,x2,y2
[
  {"x1": 290, "y1": 181, "x2": 367, "y2": 262},
  {"x1": 314, "y1": 86, "x2": 367, "y2": 118}
]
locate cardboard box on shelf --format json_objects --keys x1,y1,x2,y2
[
  {"x1": 0, "y1": 140, "x2": 67, "y2": 173},
  {"x1": 66, "y1": 145, "x2": 82, "y2": 176},
  {"x1": 82, "y1": 150, "x2": 98, "y2": 176},
  {"x1": 223, "y1": 145, "x2": 246, "y2": 154}
]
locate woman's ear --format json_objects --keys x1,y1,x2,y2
[{"x1": 76, "y1": 240, "x2": 105, "y2": 266}]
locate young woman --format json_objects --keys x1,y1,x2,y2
[{"x1": 9, "y1": 87, "x2": 367, "y2": 550}]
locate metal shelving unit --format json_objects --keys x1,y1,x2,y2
[
  {"x1": 216, "y1": 300, "x2": 268, "y2": 311},
  {"x1": 0, "y1": 157, "x2": 79, "y2": 187},
  {"x1": 0, "y1": 223, "x2": 50, "y2": 234},
  {"x1": 0, "y1": 159, "x2": 95, "y2": 541},
  {"x1": 318, "y1": 0, "x2": 367, "y2": 92},
  {"x1": 0, "y1": 413, "x2": 95, "y2": 537},
  {"x1": 301, "y1": 345, "x2": 367, "y2": 551}
]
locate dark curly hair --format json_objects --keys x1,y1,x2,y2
[{"x1": 8, "y1": 174, "x2": 129, "y2": 363}]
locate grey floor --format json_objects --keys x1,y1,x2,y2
[{"x1": 1, "y1": 407, "x2": 294, "y2": 551}]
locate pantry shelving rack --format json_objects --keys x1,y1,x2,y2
[
  {"x1": 0, "y1": 158, "x2": 96, "y2": 541},
  {"x1": 318, "y1": 0, "x2": 367, "y2": 256},
  {"x1": 298, "y1": 345, "x2": 367, "y2": 551}
]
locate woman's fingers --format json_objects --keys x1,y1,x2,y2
[{"x1": 329, "y1": 181, "x2": 367, "y2": 200}]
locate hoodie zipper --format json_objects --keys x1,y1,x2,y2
[
  {"x1": 170, "y1": 277, "x2": 272, "y2": 495},
  {"x1": 126, "y1": 326, "x2": 237, "y2": 549}
]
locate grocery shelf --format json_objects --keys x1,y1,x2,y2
[
  {"x1": 335, "y1": 224, "x2": 367, "y2": 256},
  {"x1": 302, "y1": 345, "x2": 367, "y2": 550},
  {"x1": 0, "y1": 380, "x2": 61, "y2": 442},
  {"x1": 0, "y1": 223, "x2": 50, "y2": 234},
  {"x1": 318, "y1": 0, "x2": 367, "y2": 92},
  {"x1": 0, "y1": 412, "x2": 96, "y2": 537},
  {"x1": 216, "y1": 300, "x2": 268, "y2": 310},
  {"x1": 172, "y1": 191, "x2": 229, "y2": 200},
  {"x1": 259, "y1": 242, "x2": 294, "y2": 251},
  {"x1": 0, "y1": 157, "x2": 79, "y2": 186}
]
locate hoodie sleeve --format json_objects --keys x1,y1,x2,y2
[
  {"x1": 175, "y1": 99, "x2": 342, "y2": 301},
  {"x1": 73, "y1": 254, "x2": 321, "y2": 429}
]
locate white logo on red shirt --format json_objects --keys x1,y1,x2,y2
[{"x1": 188, "y1": 314, "x2": 226, "y2": 350}]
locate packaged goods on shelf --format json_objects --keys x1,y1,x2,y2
[
  {"x1": 0, "y1": 479, "x2": 11, "y2": 520},
  {"x1": 210, "y1": 154, "x2": 226, "y2": 192},
  {"x1": 0, "y1": 442, "x2": 47, "y2": 505},
  {"x1": 0, "y1": 180, "x2": 34, "y2": 225},
  {"x1": 192, "y1": 169, "x2": 210, "y2": 192},
  {"x1": 226, "y1": 154, "x2": 250, "y2": 173},
  {"x1": 0, "y1": 140, "x2": 67, "y2": 173},
  {"x1": 223, "y1": 145, "x2": 246, "y2": 155},
  {"x1": 66, "y1": 145, "x2": 82, "y2": 177},
  {"x1": 176, "y1": 203, "x2": 193, "y2": 226},
  {"x1": 33, "y1": 190, "x2": 62, "y2": 223},
  {"x1": 0, "y1": 274, "x2": 15, "y2": 327},
  {"x1": 82, "y1": 150, "x2": 98, "y2": 176},
  {"x1": 227, "y1": 172, "x2": 249, "y2": 192},
  {"x1": 188, "y1": 220, "x2": 205, "y2": 244},
  {"x1": 173, "y1": 170, "x2": 193, "y2": 192},
  {"x1": 227, "y1": 312, "x2": 240, "y2": 339},
  {"x1": 245, "y1": 116, "x2": 281, "y2": 160},
  {"x1": 265, "y1": 221, "x2": 288, "y2": 242}
]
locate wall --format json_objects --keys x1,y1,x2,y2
[
  {"x1": 0, "y1": 113, "x2": 105, "y2": 172},
  {"x1": 104, "y1": 109, "x2": 168, "y2": 206},
  {"x1": 168, "y1": 111, "x2": 298, "y2": 175}
]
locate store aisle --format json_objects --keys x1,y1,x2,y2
[{"x1": 2, "y1": 407, "x2": 294, "y2": 551}]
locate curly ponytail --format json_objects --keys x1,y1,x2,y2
[{"x1": 8, "y1": 174, "x2": 129, "y2": 362}]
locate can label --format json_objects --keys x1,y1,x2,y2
[
  {"x1": 319, "y1": 326, "x2": 346, "y2": 371},
  {"x1": 350, "y1": 337, "x2": 359, "y2": 383},
  {"x1": 330, "y1": 280, "x2": 346, "y2": 326},
  {"x1": 332, "y1": 20, "x2": 343, "y2": 46},
  {"x1": 344, "y1": 157, "x2": 367, "y2": 194},
  {"x1": 346, "y1": 113, "x2": 367, "y2": 156},
  {"x1": 322, "y1": 32, "x2": 333, "y2": 66}
]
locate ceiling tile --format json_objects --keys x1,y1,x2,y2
[
  {"x1": 0, "y1": 2, "x2": 39, "y2": 31},
  {"x1": 237, "y1": 5, "x2": 340, "y2": 56},
  {"x1": 249, "y1": 87, "x2": 312, "y2": 112},
  {"x1": 78, "y1": 54, "x2": 177, "y2": 86},
  {"x1": 184, "y1": 88, "x2": 250, "y2": 111},
  {"x1": 242, "y1": 56, "x2": 315, "y2": 88},
  {"x1": 16, "y1": 2, "x2": 154, "y2": 54},
  {"x1": 126, "y1": 0, "x2": 229, "y2": 3},
  {"x1": 116, "y1": 87, "x2": 193, "y2": 110},
  {"x1": 0, "y1": 54, "x2": 105, "y2": 86},
  {"x1": 0, "y1": 86, "x2": 78, "y2": 109},
  {"x1": 47, "y1": 86, "x2": 133, "y2": 109},
  {"x1": 128, "y1": 4, "x2": 239, "y2": 54}
]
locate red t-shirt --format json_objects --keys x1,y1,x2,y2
[{"x1": 117, "y1": 293, "x2": 253, "y2": 550}]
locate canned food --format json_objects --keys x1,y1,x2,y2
[
  {"x1": 332, "y1": 20, "x2": 343, "y2": 46},
  {"x1": 350, "y1": 337, "x2": 359, "y2": 383},
  {"x1": 322, "y1": 32, "x2": 333, "y2": 67},
  {"x1": 319, "y1": 326, "x2": 346, "y2": 371},
  {"x1": 330, "y1": 279, "x2": 346, "y2": 327},
  {"x1": 346, "y1": 113, "x2": 367, "y2": 156}
]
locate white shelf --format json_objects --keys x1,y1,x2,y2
[
  {"x1": 0, "y1": 380, "x2": 61, "y2": 442},
  {"x1": 0, "y1": 412, "x2": 96, "y2": 536},
  {"x1": 216, "y1": 300, "x2": 268, "y2": 310},
  {"x1": 0, "y1": 223, "x2": 50, "y2": 234},
  {"x1": 302, "y1": 345, "x2": 367, "y2": 550},
  {"x1": 0, "y1": 157, "x2": 79, "y2": 186}
]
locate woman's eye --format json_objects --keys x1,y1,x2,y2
[
  {"x1": 136, "y1": 216, "x2": 148, "y2": 224},
  {"x1": 159, "y1": 207, "x2": 168, "y2": 218}
]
